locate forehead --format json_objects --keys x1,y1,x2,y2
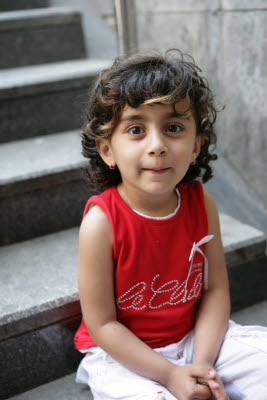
[{"x1": 120, "y1": 98, "x2": 193, "y2": 121}]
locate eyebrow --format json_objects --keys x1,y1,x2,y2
[{"x1": 119, "y1": 111, "x2": 191, "y2": 123}]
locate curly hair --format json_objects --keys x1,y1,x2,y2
[{"x1": 81, "y1": 50, "x2": 221, "y2": 193}]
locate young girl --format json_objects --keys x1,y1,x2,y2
[{"x1": 74, "y1": 51, "x2": 267, "y2": 400}]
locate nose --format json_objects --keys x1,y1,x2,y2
[{"x1": 147, "y1": 130, "x2": 168, "y2": 156}]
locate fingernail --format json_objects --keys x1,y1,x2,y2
[{"x1": 208, "y1": 369, "x2": 215, "y2": 377}]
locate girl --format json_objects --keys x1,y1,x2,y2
[{"x1": 74, "y1": 51, "x2": 267, "y2": 400}]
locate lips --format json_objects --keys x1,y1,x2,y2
[{"x1": 143, "y1": 167, "x2": 170, "y2": 173}]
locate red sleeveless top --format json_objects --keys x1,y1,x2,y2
[{"x1": 74, "y1": 181, "x2": 209, "y2": 350}]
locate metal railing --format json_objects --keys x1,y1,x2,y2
[{"x1": 114, "y1": 0, "x2": 136, "y2": 56}]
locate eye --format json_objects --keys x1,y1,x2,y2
[
  {"x1": 127, "y1": 125, "x2": 144, "y2": 136},
  {"x1": 166, "y1": 123, "x2": 183, "y2": 134}
]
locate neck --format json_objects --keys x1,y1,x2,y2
[{"x1": 117, "y1": 184, "x2": 178, "y2": 217}]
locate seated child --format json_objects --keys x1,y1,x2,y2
[{"x1": 74, "y1": 50, "x2": 267, "y2": 400}]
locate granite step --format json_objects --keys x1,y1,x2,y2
[
  {"x1": 0, "y1": 58, "x2": 111, "y2": 143},
  {"x1": 0, "y1": 130, "x2": 92, "y2": 246},
  {"x1": 0, "y1": 7, "x2": 86, "y2": 69},
  {"x1": 0, "y1": 216, "x2": 266, "y2": 398},
  {"x1": 0, "y1": 0, "x2": 48, "y2": 12},
  {"x1": 205, "y1": 155, "x2": 267, "y2": 235},
  {"x1": 8, "y1": 300, "x2": 267, "y2": 400},
  {"x1": 8, "y1": 373, "x2": 92, "y2": 400}
]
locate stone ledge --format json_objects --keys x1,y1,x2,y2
[
  {"x1": 0, "y1": 227, "x2": 79, "y2": 341},
  {"x1": 0, "y1": 316, "x2": 83, "y2": 399},
  {"x1": 0, "y1": 58, "x2": 111, "y2": 100},
  {"x1": 0, "y1": 7, "x2": 82, "y2": 32},
  {"x1": 0, "y1": 130, "x2": 86, "y2": 196},
  {"x1": 220, "y1": 213, "x2": 266, "y2": 265},
  {"x1": 8, "y1": 373, "x2": 91, "y2": 400}
]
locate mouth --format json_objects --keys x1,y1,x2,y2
[{"x1": 143, "y1": 167, "x2": 170, "y2": 174}]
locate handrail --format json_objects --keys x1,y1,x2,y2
[{"x1": 114, "y1": 0, "x2": 136, "y2": 56}]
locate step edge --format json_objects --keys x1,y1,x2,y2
[
  {"x1": 0, "y1": 293, "x2": 80, "y2": 342},
  {"x1": 0, "y1": 7, "x2": 82, "y2": 31},
  {"x1": 0, "y1": 59, "x2": 111, "y2": 99}
]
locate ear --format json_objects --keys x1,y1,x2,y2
[
  {"x1": 191, "y1": 134, "x2": 203, "y2": 163},
  {"x1": 96, "y1": 138, "x2": 115, "y2": 167}
]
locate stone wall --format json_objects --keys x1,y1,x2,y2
[{"x1": 133, "y1": 0, "x2": 267, "y2": 209}]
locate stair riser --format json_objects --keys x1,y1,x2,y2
[
  {"x1": 0, "y1": 0, "x2": 48, "y2": 11},
  {"x1": 0, "y1": 316, "x2": 83, "y2": 400},
  {"x1": 0, "y1": 87, "x2": 89, "y2": 143},
  {"x1": 229, "y1": 255, "x2": 267, "y2": 312},
  {"x1": 0, "y1": 175, "x2": 92, "y2": 246},
  {"x1": 0, "y1": 24, "x2": 86, "y2": 69}
]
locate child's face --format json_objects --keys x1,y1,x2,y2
[{"x1": 97, "y1": 99, "x2": 201, "y2": 199}]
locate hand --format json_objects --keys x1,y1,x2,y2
[
  {"x1": 165, "y1": 364, "x2": 214, "y2": 400},
  {"x1": 196, "y1": 368, "x2": 229, "y2": 400}
]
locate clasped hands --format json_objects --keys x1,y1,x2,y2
[{"x1": 166, "y1": 363, "x2": 229, "y2": 400}]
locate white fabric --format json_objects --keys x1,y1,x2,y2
[
  {"x1": 76, "y1": 320, "x2": 267, "y2": 400},
  {"x1": 188, "y1": 235, "x2": 214, "y2": 290}
]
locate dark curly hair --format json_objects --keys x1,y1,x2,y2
[{"x1": 81, "y1": 50, "x2": 221, "y2": 193}]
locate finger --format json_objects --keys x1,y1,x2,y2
[
  {"x1": 190, "y1": 365, "x2": 216, "y2": 380},
  {"x1": 193, "y1": 382, "x2": 212, "y2": 399},
  {"x1": 196, "y1": 378, "x2": 209, "y2": 386},
  {"x1": 207, "y1": 379, "x2": 229, "y2": 400}
]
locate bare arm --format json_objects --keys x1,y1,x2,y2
[
  {"x1": 195, "y1": 192, "x2": 230, "y2": 365},
  {"x1": 193, "y1": 190, "x2": 230, "y2": 366},
  {"x1": 78, "y1": 205, "x2": 213, "y2": 399}
]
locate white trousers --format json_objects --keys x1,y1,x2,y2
[{"x1": 76, "y1": 321, "x2": 267, "y2": 400}]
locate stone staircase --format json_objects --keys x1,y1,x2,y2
[
  {"x1": 0, "y1": 1, "x2": 109, "y2": 398},
  {"x1": 0, "y1": 2, "x2": 266, "y2": 399}
]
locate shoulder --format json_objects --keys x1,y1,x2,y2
[{"x1": 79, "y1": 204, "x2": 113, "y2": 248}]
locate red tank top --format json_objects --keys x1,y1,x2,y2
[{"x1": 74, "y1": 181, "x2": 209, "y2": 350}]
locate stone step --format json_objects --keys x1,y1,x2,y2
[
  {"x1": 0, "y1": 8, "x2": 86, "y2": 69},
  {"x1": 0, "y1": 0, "x2": 48, "y2": 12},
  {"x1": 8, "y1": 373, "x2": 92, "y2": 400},
  {"x1": 8, "y1": 300, "x2": 267, "y2": 400},
  {"x1": 0, "y1": 217, "x2": 266, "y2": 398},
  {"x1": 205, "y1": 155, "x2": 267, "y2": 235},
  {"x1": 0, "y1": 130, "x2": 91, "y2": 246},
  {"x1": 0, "y1": 58, "x2": 111, "y2": 143}
]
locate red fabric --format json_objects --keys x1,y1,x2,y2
[{"x1": 74, "y1": 181, "x2": 208, "y2": 350}]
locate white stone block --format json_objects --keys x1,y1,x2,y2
[
  {"x1": 135, "y1": 0, "x2": 219, "y2": 13},
  {"x1": 217, "y1": 11, "x2": 267, "y2": 202},
  {"x1": 221, "y1": 0, "x2": 267, "y2": 10}
]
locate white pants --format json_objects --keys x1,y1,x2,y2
[{"x1": 76, "y1": 321, "x2": 267, "y2": 400}]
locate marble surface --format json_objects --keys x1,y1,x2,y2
[
  {"x1": 0, "y1": 130, "x2": 85, "y2": 184},
  {"x1": 0, "y1": 7, "x2": 81, "y2": 30},
  {"x1": 0, "y1": 228, "x2": 80, "y2": 335},
  {"x1": 0, "y1": 316, "x2": 83, "y2": 399},
  {"x1": 0, "y1": 175, "x2": 91, "y2": 245},
  {"x1": 0, "y1": 58, "x2": 111, "y2": 99},
  {"x1": 9, "y1": 373, "x2": 91, "y2": 400},
  {"x1": 0, "y1": 23, "x2": 86, "y2": 69},
  {"x1": 0, "y1": 87, "x2": 88, "y2": 143}
]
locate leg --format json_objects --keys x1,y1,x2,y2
[
  {"x1": 76, "y1": 347, "x2": 177, "y2": 400},
  {"x1": 215, "y1": 321, "x2": 267, "y2": 400}
]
